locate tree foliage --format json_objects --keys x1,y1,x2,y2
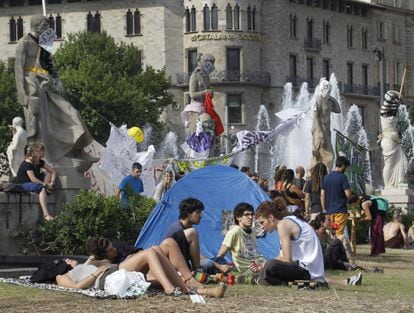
[
  {"x1": 0, "y1": 61, "x2": 22, "y2": 155},
  {"x1": 53, "y1": 31, "x2": 173, "y2": 144}
]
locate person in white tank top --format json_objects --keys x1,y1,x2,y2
[{"x1": 249, "y1": 198, "x2": 362, "y2": 287}]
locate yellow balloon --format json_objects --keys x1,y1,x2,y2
[{"x1": 128, "y1": 126, "x2": 144, "y2": 143}]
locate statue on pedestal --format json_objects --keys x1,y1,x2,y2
[
  {"x1": 311, "y1": 78, "x2": 341, "y2": 170},
  {"x1": 14, "y1": 15, "x2": 98, "y2": 172},
  {"x1": 6, "y1": 117, "x2": 27, "y2": 177},
  {"x1": 379, "y1": 90, "x2": 407, "y2": 189},
  {"x1": 181, "y1": 53, "x2": 223, "y2": 158}
]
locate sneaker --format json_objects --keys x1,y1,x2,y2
[{"x1": 347, "y1": 272, "x2": 362, "y2": 286}]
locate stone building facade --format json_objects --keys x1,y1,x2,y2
[{"x1": 0, "y1": 0, "x2": 413, "y2": 185}]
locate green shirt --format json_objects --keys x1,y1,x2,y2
[{"x1": 222, "y1": 225, "x2": 259, "y2": 273}]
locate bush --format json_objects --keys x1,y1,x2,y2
[{"x1": 12, "y1": 190, "x2": 156, "y2": 255}]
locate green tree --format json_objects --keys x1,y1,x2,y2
[
  {"x1": 54, "y1": 31, "x2": 173, "y2": 144},
  {"x1": 0, "y1": 61, "x2": 22, "y2": 155}
]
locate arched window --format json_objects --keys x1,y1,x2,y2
[
  {"x1": 247, "y1": 6, "x2": 252, "y2": 30},
  {"x1": 55, "y1": 14, "x2": 62, "y2": 39},
  {"x1": 203, "y1": 4, "x2": 210, "y2": 30},
  {"x1": 94, "y1": 12, "x2": 101, "y2": 33},
  {"x1": 252, "y1": 7, "x2": 256, "y2": 31},
  {"x1": 185, "y1": 8, "x2": 190, "y2": 32},
  {"x1": 134, "y1": 9, "x2": 141, "y2": 35},
  {"x1": 9, "y1": 17, "x2": 16, "y2": 42},
  {"x1": 234, "y1": 4, "x2": 240, "y2": 30},
  {"x1": 226, "y1": 4, "x2": 233, "y2": 30},
  {"x1": 87, "y1": 11, "x2": 101, "y2": 33},
  {"x1": 48, "y1": 14, "x2": 54, "y2": 29},
  {"x1": 17, "y1": 16, "x2": 24, "y2": 39},
  {"x1": 190, "y1": 6, "x2": 196, "y2": 31},
  {"x1": 211, "y1": 4, "x2": 218, "y2": 30},
  {"x1": 126, "y1": 9, "x2": 133, "y2": 35},
  {"x1": 87, "y1": 12, "x2": 93, "y2": 32}
]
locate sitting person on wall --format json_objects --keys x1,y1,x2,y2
[
  {"x1": 12, "y1": 143, "x2": 55, "y2": 221},
  {"x1": 153, "y1": 170, "x2": 174, "y2": 203},
  {"x1": 383, "y1": 213, "x2": 410, "y2": 249},
  {"x1": 31, "y1": 143, "x2": 57, "y2": 189}
]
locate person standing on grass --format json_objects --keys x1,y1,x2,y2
[{"x1": 321, "y1": 157, "x2": 355, "y2": 265}]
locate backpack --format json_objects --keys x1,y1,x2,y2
[{"x1": 370, "y1": 196, "x2": 389, "y2": 214}]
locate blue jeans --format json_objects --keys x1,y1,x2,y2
[
  {"x1": 22, "y1": 182, "x2": 44, "y2": 193},
  {"x1": 200, "y1": 257, "x2": 227, "y2": 274}
]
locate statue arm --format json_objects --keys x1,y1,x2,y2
[
  {"x1": 14, "y1": 38, "x2": 29, "y2": 107},
  {"x1": 328, "y1": 96, "x2": 341, "y2": 113},
  {"x1": 189, "y1": 72, "x2": 207, "y2": 99}
]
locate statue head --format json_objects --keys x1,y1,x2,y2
[
  {"x1": 30, "y1": 15, "x2": 50, "y2": 36},
  {"x1": 11, "y1": 117, "x2": 23, "y2": 128},
  {"x1": 198, "y1": 53, "x2": 215, "y2": 76},
  {"x1": 381, "y1": 90, "x2": 401, "y2": 117},
  {"x1": 319, "y1": 78, "x2": 331, "y2": 97}
]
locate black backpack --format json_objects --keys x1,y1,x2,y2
[{"x1": 30, "y1": 260, "x2": 73, "y2": 283}]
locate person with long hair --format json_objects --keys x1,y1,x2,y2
[
  {"x1": 12, "y1": 144, "x2": 55, "y2": 220},
  {"x1": 281, "y1": 169, "x2": 305, "y2": 212},
  {"x1": 304, "y1": 163, "x2": 328, "y2": 220},
  {"x1": 57, "y1": 239, "x2": 226, "y2": 298}
]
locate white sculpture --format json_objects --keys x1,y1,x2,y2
[
  {"x1": 6, "y1": 117, "x2": 28, "y2": 176},
  {"x1": 380, "y1": 91, "x2": 408, "y2": 189}
]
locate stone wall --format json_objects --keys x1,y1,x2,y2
[{"x1": 0, "y1": 192, "x2": 56, "y2": 254}]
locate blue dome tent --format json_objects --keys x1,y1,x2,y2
[{"x1": 135, "y1": 165, "x2": 280, "y2": 261}]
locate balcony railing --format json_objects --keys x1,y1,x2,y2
[
  {"x1": 176, "y1": 70, "x2": 271, "y2": 86},
  {"x1": 342, "y1": 83, "x2": 380, "y2": 96},
  {"x1": 304, "y1": 37, "x2": 321, "y2": 51},
  {"x1": 286, "y1": 76, "x2": 318, "y2": 89}
]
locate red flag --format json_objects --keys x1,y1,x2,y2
[{"x1": 204, "y1": 93, "x2": 224, "y2": 136}]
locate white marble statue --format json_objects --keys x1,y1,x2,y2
[
  {"x1": 6, "y1": 117, "x2": 27, "y2": 177},
  {"x1": 311, "y1": 78, "x2": 341, "y2": 170},
  {"x1": 379, "y1": 90, "x2": 408, "y2": 189}
]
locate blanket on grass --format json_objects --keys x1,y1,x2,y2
[{"x1": 0, "y1": 277, "x2": 120, "y2": 299}]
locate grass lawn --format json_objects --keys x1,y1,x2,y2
[{"x1": 1, "y1": 245, "x2": 413, "y2": 313}]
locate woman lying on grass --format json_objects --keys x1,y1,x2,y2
[{"x1": 56, "y1": 241, "x2": 226, "y2": 298}]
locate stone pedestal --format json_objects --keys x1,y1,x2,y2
[
  {"x1": 380, "y1": 184, "x2": 414, "y2": 213},
  {"x1": 53, "y1": 165, "x2": 91, "y2": 210}
]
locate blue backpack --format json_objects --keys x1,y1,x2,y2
[{"x1": 370, "y1": 196, "x2": 389, "y2": 214}]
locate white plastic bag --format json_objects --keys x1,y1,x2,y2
[{"x1": 104, "y1": 269, "x2": 151, "y2": 298}]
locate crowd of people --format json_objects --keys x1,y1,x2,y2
[{"x1": 7, "y1": 142, "x2": 414, "y2": 297}]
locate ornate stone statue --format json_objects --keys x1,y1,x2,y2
[
  {"x1": 6, "y1": 117, "x2": 27, "y2": 177},
  {"x1": 181, "y1": 53, "x2": 223, "y2": 158},
  {"x1": 311, "y1": 78, "x2": 341, "y2": 170},
  {"x1": 14, "y1": 15, "x2": 97, "y2": 171},
  {"x1": 379, "y1": 90, "x2": 408, "y2": 189}
]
